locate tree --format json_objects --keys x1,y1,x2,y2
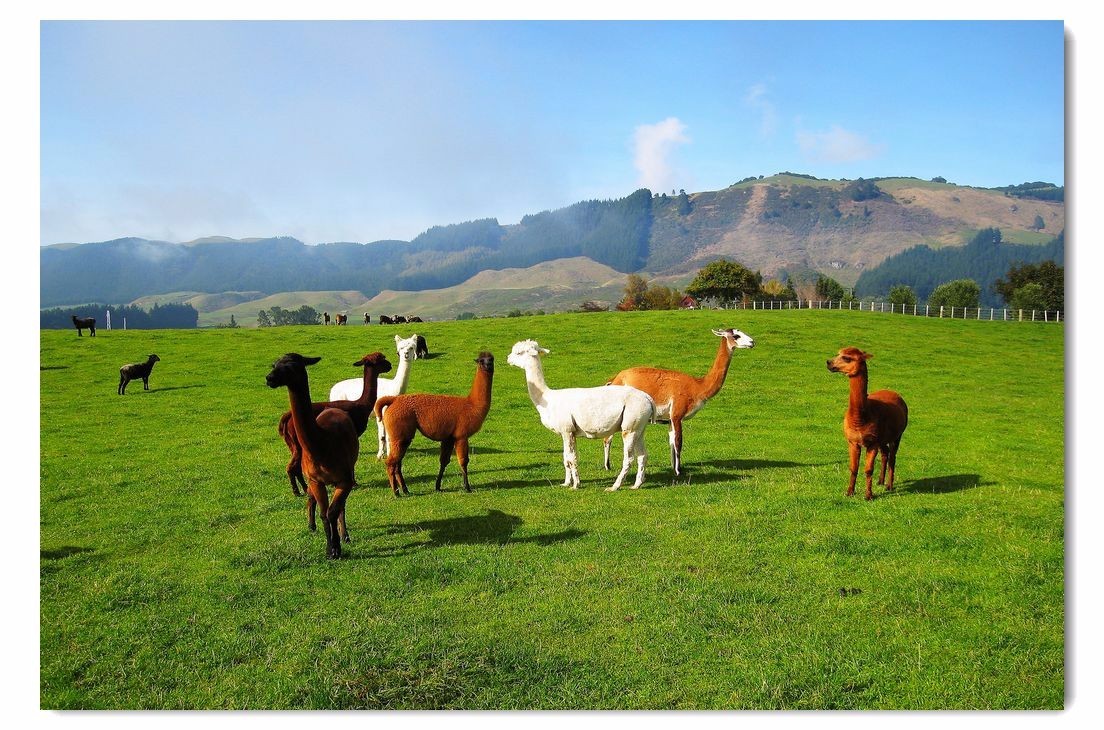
[
  {"x1": 686, "y1": 259, "x2": 763, "y2": 304},
  {"x1": 257, "y1": 310, "x2": 271, "y2": 327},
  {"x1": 457, "y1": 312, "x2": 477, "y2": 320},
  {"x1": 1009, "y1": 282, "x2": 1048, "y2": 312},
  {"x1": 579, "y1": 301, "x2": 608, "y2": 313},
  {"x1": 676, "y1": 191, "x2": 691, "y2": 216},
  {"x1": 641, "y1": 283, "x2": 682, "y2": 310},
  {"x1": 619, "y1": 274, "x2": 649, "y2": 311},
  {"x1": 928, "y1": 279, "x2": 980, "y2": 309},
  {"x1": 815, "y1": 275, "x2": 846, "y2": 301},
  {"x1": 1033, "y1": 214, "x2": 1046, "y2": 231},
  {"x1": 229, "y1": 314, "x2": 239, "y2": 328},
  {"x1": 993, "y1": 260, "x2": 1064, "y2": 311},
  {"x1": 888, "y1": 285, "x2": 917, "y2": 309}
]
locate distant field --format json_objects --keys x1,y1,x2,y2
[{"x1": 40, "y1": 310, "x2": 1064, "y2": 709}]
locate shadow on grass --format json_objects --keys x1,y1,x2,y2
[
  {"x1": 41, "y1": 546, "x2": 96, "y2": 560},
  {"x1": 895, "y1": 473, "x2": 989, "y2": 495},
  {"x1": 149, "y1": 384, "x2": 206, "y2": 393},
  {"x1": 362, "y1": 509, "x2": 586, "y2": 556},
  {"x1": 41, "y1": 365, "x2": 69, "y2": 371}
]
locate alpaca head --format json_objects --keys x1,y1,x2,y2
[
  {"x1": 394, "y1": 334, "x2": 419, "y2": 362},
  {"x1": 826, "y1": 347, "x2": 871, "y2": 377},
  {"x1": 266, "y1": 353, "x2": 321, "y2": 389},
  {"x1": 712, "y1": 328, "x2": 755, "y2": 351},
  {"x1": 474, "y1": 351, "x2": 495, "y2": 374},
  {"x1": 354, "y1": 352, "x2": 393, "y2": 374},
  {"x1": 507, "y1": 339, "x2": 549, "y2": 370},
  {"x1": 148, "y1": 354, "x2": 161, "y2": 364}
]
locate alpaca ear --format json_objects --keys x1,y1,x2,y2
[
  {"x1": 304, "y1": 356, "x2": 321, "y2": 366},
  {"x1": 712, "y1": 328, "x2": 726, "y2": 337},
  {"x1": 540, "y1": 347, "x2": 550, "y2": 355},
  {"x1": 394, "y1": 334, "x2": 401, "y2": 344},
  {"x1": 862, "y1": 352, "x2": 874, "y2": 361}
]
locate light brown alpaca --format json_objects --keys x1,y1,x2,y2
[
  {"x1": 604, "y1": 328, "x2": 755, "y2": 475},
  {"x1": 374, "y1": 352, "x2": 494, "y2": 496},
  {"x1": 278, "y1": 353, "x2": 391, "y2": 532},
  {"x1": 826, "y1": 346, "x2": 909, "y2": 500},
  {"x1": 266, "y1": 353, "x2": 358, "y2": 559}
]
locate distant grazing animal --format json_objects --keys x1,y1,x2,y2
[
  {"x1": 414, "y1": 334, "x2": 429, "y2": 359},
  {"x1": 379, "y1": 315, "x2": 394, "y2": 325},
  {"x1": 826, "y1": 347, "x2": 909, "y2": 500},
  {"x1": 330, "y1": 334, "x2": 421, "y2": 458},
  {"x1": 118, "y1": 354, "x2": 160, "y2": 395},
  {"x1": 279, "y1": 352, "x2": 392, "y2": 528},
  {"x1": 375, "y1": 352, "x2": 494, "y2": 495},
  {"x1": 335, "y1": 313, "x2": 348, "y2": 325},
  {"x1": 364, "y1": 313, "x2": 371, "y2": 325},
  {"x1": 409, "y1": 316, "x2": 423, "y2": 323},
  {"x1": 392, "y1": 315, "x2": 408, "y2": 324},
  {"x1": 604, "y1": 328, "x2": 755, "y2": 476},
  {"x1": 507, "y1": 340, "x2": 655, "y2": 491},
  {"x1": 323, "y1": 312, "x2": 331, "y2": 325},
  {"x1": 72, "y1": 315, "x2": 96, "y2": 337},
  {"x1": 266, "y1": 353, "x2": 359, "y2": 559}
]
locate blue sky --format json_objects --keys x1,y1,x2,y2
[{"x1": 40, "y1": 20, "x2": 1065, "y2": 245}]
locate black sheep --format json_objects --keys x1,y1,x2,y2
[{"x1": 118, "y1": 354, "x2": 161, "y2": 395}]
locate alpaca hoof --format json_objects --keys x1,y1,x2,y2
[
  {"x1": 865, "y1": 494, "x2": 874, "y2": 501},
  {"x1": 630, "y1": 485, "x2": 641, "y2": 490},
  {"x1": 569, "y1": 485, "x2": 580, "y2": 490},
  {"x1": 308, "y1": 524, "x2": 317, "y2": 532},
  {"x1": 605, "y1": 486, "x2": 620, "y2": 492}
]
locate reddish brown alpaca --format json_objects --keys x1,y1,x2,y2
[
  {"x1": 604, "y1": 328, "x2": 754, "y2": 475},
  {"x1": 266, "y1": 353, "x2": 358, "y2": 559},
  {"x1": 375, "y1": 352, "x2": 494, "y2": 496},
  {"x1": 278, "y1": 353, "x2": 391, "y2": 532},
  {"x1": 826, "y1": 347, "x2": 909, "y2": 500}
]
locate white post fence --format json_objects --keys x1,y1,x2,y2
[{"x1": 743, "y1": 298, "x2": 1062, "y2": 322}]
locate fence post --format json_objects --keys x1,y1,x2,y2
[
  {"x1": 1019, "y1": 309, "x2": 1023, "y2": 322},
  {"x1": 1032, "y1": 310, "x2": 1036, "y2": 322},
  {"x1": 990, "y1": 308, "x2": 994, "y2": 321},
  {"x1": 950, "y1": 306, "x2": 954, "y2": 318}
]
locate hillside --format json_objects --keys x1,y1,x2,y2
[{"x1": 41, "y1": 175, "x2": 1065, "y2": 312}]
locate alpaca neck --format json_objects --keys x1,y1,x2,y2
[
  {"x1": 286, "y1": 379, "x2": 325, "y2": 453},
  {"x1": 698, "y1": 339, "x2": 734, "y2": 398},
  {"x1": 355, "y1": 368, "x2": 381, "y2": 408},
  {"x1": 469, "y1": 367, "x2": 494, "y2": 414},
  {"x1": 847, "y1": 367, "x2": 870, "y2": 421},
  {"x1": 391, "y1": 355, "x2": 413, "y2": 391},
  {"x1": 523, "y1": 361, "x2": 550, "y2": 408}
]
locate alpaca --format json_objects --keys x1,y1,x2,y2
[
  {"x1": 409, "y1": 316, "x2": 423, "y2": 323},
  {"x1": 72, "y1": 315, "x2": 96, "y2": 337},
  {"x1": 379, "y1": 315, "x2": 393, "y2": 325},
  {"x1": 118, "y1": 354, "x2": 160, "y2": 395},
  {"x1": 364, "y1": 313, "x2": 371, "y2": 325},
  {"x1": 603, "y1": 328, "x2": 754, "y2": 476},
  {"x1": 393, "y1": 315, "x2": 408, "y2": 324},
  {"x1": 279, "y1": 352, "x2": 392, "y2": 514},
  {"x1": 330, "y1": 334, "x2": 420, "y2": 459},
  {"x1": 335, "y1": 313, "x2": 348, "y2": 325},
  {"x1": 826, "y1": 347, "x2": 909, "y2": 500},
  {"x1": 266, "y1": 353, "x2": 358, "y2": 559},
  {"x1": 507, "y1": 340, "x2": 655, "y2": 491},
  {"x1": 323, "y1": 312, "x2": 331, "y2": 325},
  {"x1": 414, "y1": 334, "x2": 429, "y2": 359},
  {"x1": 375, "y1": 352, "x2": 494, "y2": 495}
]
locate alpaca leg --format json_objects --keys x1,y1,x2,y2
[
  {"x1": 671, "y1": 419, "x2": 685, "y2": 476},
  {"x1": 877, "y1": 446, "x2": 889, "y2": 485},
  {"x1": 118, "y1": 375, "x2": 126, "y2": 395},
  {"x1": 386, "y1": 439, "x2": 412, "y2": 496},
  {"x1": 885, "y1": 442, "x2": 900, "y2": 492},
  {"x1": 846, "y1": 442, "x2": 861, "y2": 497},
  {"x1": 603, "y1": 435, "x2": 613, "y2": 471},
  {"x1": 455, "y1": 439, "x2": 472, "y2": 492},
  {"x1": 436, "y1": 438, "x2": 455, "y2": 492},
  {"x1": 376, "y1": 417, "x2": 387, "y2": 460},
  {"x1": 307, "y1": 481, "x2": 330, "y2": 548},
  {"x1": 562, "y1": 433, "x2": 579, "y2": 488},
  {"x1": 306, "y1": 491, "x2": 317, "y2": 532},
  {"x1": 143, "y1": 376, "x2": 150, "y2": 391},
  {"x1": 863, "y1": 448, "x2": 878, "y2": 500},
  {"x1": 630, "y1": 431, "x2": 648, "y2": 489},
  {"x1": 608, "y1": 432, "x2": 635, "y2": 491},
  {"x1": 286, "y1": 458, "x2": 302, "y2": 497},
  {"x1": 326, "y1": 486, "x2": 350, "y2": 558}
]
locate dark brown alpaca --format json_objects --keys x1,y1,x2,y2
[
  {"x1": 375, "y1": 352, "x2": 494, "y2": 496},
  {"x1": 278, "y1": 353, "x2": 391, "y2": 530},
  {"x1": 826, "y1": 347, "x2": 909, "y2": 500},
  {"x1": 72, "y1": 315, "x2": 96, "y2": 337},
  {"x1": 266, "y1": 353, "x2": 359, "y2": 559}
]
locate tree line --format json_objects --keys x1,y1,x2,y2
[{"x1": 40, "y1": 302, "x2": 199, "y2": 329}]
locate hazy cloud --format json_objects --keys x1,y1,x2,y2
[
  {"x1": 744, "y1": 83, "x2": 777, "y2": 137},
  {"x1": 796, "y1": 125, "x2": 886, "y2": 164},
  {"x1": 632, "y1": 117, "x2": 690, "y2": 193}
]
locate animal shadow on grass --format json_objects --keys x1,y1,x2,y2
[
  {"x1": 148, "y1": 384, "x2": 206, "y2": 393},
  {"x1": 894, "y1": 473, "x2": 988, "y2": 495},
  {"x1": 672, "y1": 458, "x2": 815, "y2": 486},
  {"x1": 362, "y1": 508, "x2": 586, "y2": 557},
  {"x1": 41, "y1": 546, "x2": 96, "y2": 560},
  {"x1": 41, "y1": 365, "x2": 69, "y2": 371}
]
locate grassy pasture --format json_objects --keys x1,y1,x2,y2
[{"x1": 39, "y1": 310, "x2": 1064, "y2": 709}]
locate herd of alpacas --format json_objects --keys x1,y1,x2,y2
[{"x1": 259, "y1": 327, "x2": 908, "y2": 559}]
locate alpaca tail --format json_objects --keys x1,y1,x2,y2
[{"x1": 374, "y1": 395, "x2": 399, "y2": 421}]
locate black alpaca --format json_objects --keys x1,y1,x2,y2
[
  {"x1": 415, "y1": 335, "x2": 429, "y2": 359},
  {"x1": 119, "y1": 354, "x2": 160, "y2": 395},
  {"x1": 72, "y1": 315, "x2": 96, "y2": 337}
]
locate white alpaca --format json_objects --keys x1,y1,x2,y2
[
  {"x1": 507, "y1": 339, "x2": 655, "y2": 491},
  {"x1": 329, "y1": 333, "x2": 420, "y2": 458}
]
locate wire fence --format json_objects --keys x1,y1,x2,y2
[{"x1": 718, "y1": 298, "x2": 1064, "y2": 323}]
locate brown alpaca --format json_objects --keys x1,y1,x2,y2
[
  {"x1": 266, "y1": 353, "x2": 359, "y2": 559},
  {"x1": 375, "y1": 352, "x2": 494, "y2": 496},
  {"x1": 826, "y1": 346, "x2": 909, "y2": 500},
  {"x1": 604, "y1": 328, "x2": 755, "y2": 475},
  {"x1": 278, "y1": 353, "x2": 392, "y2": 530}
]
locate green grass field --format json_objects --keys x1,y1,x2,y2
[{"x1": 39, "y1": 310, "x2": 1064, "y2": 709}]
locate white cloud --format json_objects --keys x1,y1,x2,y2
[
  {"x1": 744, "y1": 83, "x2": 777, "y2": 137},
  {"x1": 632, "y1": 117, "x2": 690, "y2": 193},
  {"x1": 796, "y1": 125, "x2": 886, "y2": 164}
]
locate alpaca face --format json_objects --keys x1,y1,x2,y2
[
  {"x1": 507, "y1": 340, "x2": 549, "y2": 369},
  {"x1": 474, "y1": 352, "x2": 495, "y2": 373},
  {"x1": 354, "y1": 352, "x2": 393, "y2": 374},
  {"x1": 713, "y1": 328, "x2": 755, "y2": 351},
  {"x1": 148, "y1": 354, "x2": 161, "y2": 363},
  {"x1": 394, "y1": 334, "x2": 418, "y2": 362},
  {"x1": 266, "y1": 353, "x2": 321, "y2": 388},
  {"x1": 826, "y1": 347, "x2": 871, "y2": 376}
]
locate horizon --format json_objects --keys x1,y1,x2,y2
[{"x1": 41, "y1": 20, "x2": 1065, "y2": 247}]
